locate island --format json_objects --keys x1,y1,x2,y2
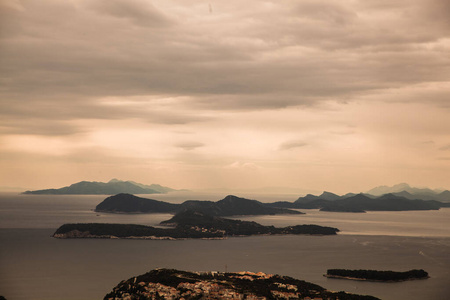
[
  {"x1": 95, "y1": 194, "x2": 303, "y2": 216},
  {"x1": 53, "y1": 210, "x2": 339, "y2": 239},
  {"x1": 267, "y1": 193, "x2": 449, "y2": 212},
  {"x1": 23, "y1": 179, "x2": 177, "y2": 195},
  {"x1": 104, "y1": 268, "x2": 380, "y2": 300},
  {"x1": 324, "y1": 269, "x2": 429, "y2": 282}
]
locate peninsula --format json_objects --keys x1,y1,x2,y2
[
  {"x1": 53, "y1": 210, "x2": 339, "y2": 239},
  {"x1": 104, "y1": 268, "x2": 380, "y2": 300},
  {"x1": 324, "y1": 269, "x2": 429, "y2": 282}
]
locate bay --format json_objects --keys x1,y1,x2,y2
[{"x1": 0, "y1": 193, "x2": 449, "y2": 300}]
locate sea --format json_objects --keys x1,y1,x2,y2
[{"x1": 1, "y1": 191, "x2": 449, "y2": 300}]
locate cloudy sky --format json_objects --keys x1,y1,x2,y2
[{"x1": 1, "y1": 0, "x2": 450, "y2": 193}]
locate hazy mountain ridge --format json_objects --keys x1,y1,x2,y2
[
  {"x1": 95, "y1": 194, "x2": 302, "y2": 216},
  {"x1": 366, "y1": 183, "x2": 449, "y2": 200},
  {"x1": 23, "y1": 179, "x2": 177, "y2": 195}
]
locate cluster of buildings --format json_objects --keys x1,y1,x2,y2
[
  {"x1": 110, "y1": 280, "x2": 262, "y2": 299},
  {"x1": 106, "y1": 271, "x2": 327, "y2": 300}
]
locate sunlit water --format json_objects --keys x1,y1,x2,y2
[{"x1": 1, "y1": 193, "x2": 449, "y2": 300}]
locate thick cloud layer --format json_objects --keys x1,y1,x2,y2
[{"x1": 1, "y1": 0, "x2": 449, "y2": 192}]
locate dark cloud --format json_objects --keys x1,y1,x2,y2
[
  {"x1": 86, "y1": 0, "x2": 171, "y2": 28},
  {"x1": 175, "y1": 142, "x2": 204, "y2": 151},
  {"x1": 1, "y1": 0, "x2": 449, "y2": 137},
  {"x1": 0, "y1": 118, "x2": 83, "y2": 136},
  {"x1": 279, "y1": 140, "x2": 308, "y2": 151},
  {"x1": 295, "y1": 0, "x2": 358, "y2": 26}
]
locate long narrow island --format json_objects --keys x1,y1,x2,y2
[
  {"x1": 53, "y1": 210, "x2": 339, "y2": 239},
  {"x1": 324, "y1": 269, "x2": 429, "y2": 282}
]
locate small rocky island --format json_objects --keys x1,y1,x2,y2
[
  {"x1": 104, "y1": 268, "x2": 380, "y2": 300},
  {"x1": 53, "y1": 210, "x2": 339, "y2": 239},
  {"x1": 324, "y1": 269, "x2": 429, "y2": 282}
]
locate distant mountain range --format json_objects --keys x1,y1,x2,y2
[
  {"x1": 365, "y1": 183, "x2": 450, "y2": 202},
  {"x1": 95, "y1": 194, "x2": 302, "y2": 216},
  {"x1": 23, "y1": 179, "x2": 178, "y2": 195},
  {"x1": 366, "y1": 183, "x2": 442, "y2": 195}
]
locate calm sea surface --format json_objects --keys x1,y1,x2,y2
[{"x1": 1, "y1": 192, "x2": 449, "y2": 300}]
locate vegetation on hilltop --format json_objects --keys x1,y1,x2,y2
[{"x1": 104, "y1": 268, "x2": 380, "y2": 300}]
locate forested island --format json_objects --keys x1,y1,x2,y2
[
  {"x1": 95, "y1": 193, "x2": 301, "y2": 216},
  {"x1": 104, "y1": 268, "x2": 379, "y2": 300},
  {"x1": 267, "y1": 192, "x2": 449, "y2": 212},
  {"x1": 53, "y1": 210, "x2": 339, "y2": 239},
  {"x1": 325, "y1": 269, "x2": 429, "y2": 282}
]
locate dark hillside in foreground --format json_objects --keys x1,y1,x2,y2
[{"x1": 104, "y1": 268, "x2": 379, "y2": 300}]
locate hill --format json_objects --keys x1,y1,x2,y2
[
  {"x1": 95, "y1": 193, "x2": 178, "y2": 213},
  {"x1": 320, "y1": 193, "x2": 442, "y2": 212},
  {"x1": 160, "y1": 210, "x2": 338, "y2": 235},
  {"x1": 181, "y1": 195, "x2": 302, "y2": 216},
  {"x1": 104, "y1": 268, "x2": 379, "y2": 300},
  {"x1": 95, "y1": 194, "x2": 302, "y2": 216},
  {"x1": 23, "y1": 179, "x2": 177, "y2": 195}
]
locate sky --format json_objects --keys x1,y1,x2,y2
[{"x1": 1, "y1": 0, "x2": 450, "y2": 194}]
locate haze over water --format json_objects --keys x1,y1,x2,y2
[
  {"x1": 2, "y1": 1, "x2": 450, "y2": 299},
  {"x1": 1, "y1": 193, "x2": 449, "y2": 300}
]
